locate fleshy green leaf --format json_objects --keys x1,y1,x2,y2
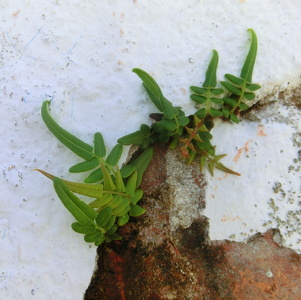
[
  {"x1": 120, "y1": 165, "x2": 136, "y2": 178},
  {"x1": 101, "y1": 163, "x2": 116, "y2": 191},
  {"x1": 69, "y1": 158, "x2": 99, "y2": 173},
  {"x1": 209, "y1": 108, "x2": 223, "y2": 117},
  {"x1": 133, "y1": 68, "x2": 163, "y2": 111},
  {"x1": 114, "y1": 166, "x2": 126, "y2": 192},
  {"x1": 106, "y1": 144, "x2": 123, "y2": 166},
  {"x1": 220, "y1": 81, "x2": 242, "y2": 95},
  {"x1": 118, "y1": 213, "x2": 129, "y2": 226},
  {"x1": 178, "y1": 116, "x2": 190, "y2": 126},
  {"x1": 36, "y1": 169, "x2": 104, "y2": 198},
  {"x1": 195, "y1": 108, "x2": 206, "y2": 119},
  {"x1": 130, "y1": 147, "x2": 154, "y2": 187},
  {"x1": 129, "y1": 204, "x2": 146, "y2": 217},
  {"x1": 71, "y1": 222, "x2": 96, "y2": 234},
  {"x1": 95, "y1": 207, "x2": 112, "y2": 228},
  {"x1": 240, "y1": 28, "x2": 258, "y2": 82},
  {"x1": 190, "y1": 94, "x2": 207, "y2": 104},
  {"x1": 223, "y1": 97, "x2": 238, "y2": 108},
  {"x1": 210, "y1": 88, "x2": 224, "y2": 95},
  {"x1": 190, "y1": 86, "x2": 207, "y2": 94},
  {"x1": 244, "y1": 92, "x2": 255, "y2": 100},
  {"x1": 157, "y1": 119, "x2": 177, "y2": 131},
  {"x1": 125, "y1": 171, "x2": 138, "y2": 197},
  {"x1": 224, "y1": 74, "x2": 244, "y2": 86},
  {"x1": 94, "y1": 132, "x2": 106, "y2": 157},
  {"x1": 84, "y1": 232, "x2": 105, "y2": 244},
  {"x1": 230, "y1": 113, "x2": 239, "y2": 123},
  {"x1": 131, "y1": 189, "x2": 144, "y2": 205},
  {"x1": 106, "y1": 195, "x2": 124, "y2": 209},
  {"x1": 117, "y1": 127, "x2": 149, "y2": 146},
  {"x1": 246, "y1": 83, "x2": 261, "y2": 91},
  {"x1": 53, "y1": 177, "x2": 97, "y2": 226},
  {"x1": 112, "y1": 198, "x2": 130, "y2": 215},
  {"x1": 203, "y1": 49, "x2": 218, "y2": 87},
  {"x1": 41, "y1": 101, "x2": 94, "y2": 160},
  {"x1": 89, "y1": 193, "x2": 113, "y2": 208},
  {"x1": 210, "y1": 98, "x2": 223, "y2": 104},
  {"x1": 239, "y1": 102, "x2": 249, "y2": 111},
  {"x1": 84, "y1": 168, "x2": 103, "y2": 183}
]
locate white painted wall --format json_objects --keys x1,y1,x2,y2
[{"x1": 1, "y1": 1, "x2": 300, "y2": 299}]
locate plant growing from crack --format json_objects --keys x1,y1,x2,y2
[{"x1": 37, "y1": 28, "x2": 260, "y2": 246}]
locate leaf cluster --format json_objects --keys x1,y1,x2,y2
[
  {"x1": 39, "y1": 29, "x2": 261, "y2": 246},
  {"x1": 39, "y1": 101, "x2": 153, "y2": 245}
]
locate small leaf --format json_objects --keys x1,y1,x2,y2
[
  {"x1": 230, "y1": 113, "x2": 239, "y2": 123},
  {"x1": 129, "y1": 204, "x2": 146, "y2": 217},
  {"x1": 240, "y1": 28, "x2": 258, "y2": 83},
  {"x1": 157, "y1": 119, "x2": 177, "y2": 131},
  {"x1": 120, "y1": 165, "x2": 136, "y2": 178},
  {"x1": 220, "y1": 81, "x2": 242, "y2": 95},
  {"x1": 114, "y1": 166, "x2": 126, "y2": 192},
  {"x1": 125, "y1": 171, "x2": 138, "y2": 197},
  {"x1": 101, "y1": 163, "x2": 116, "y2": 191},
  {"x1": 210, "y1": 98, "x2": 223, "y2": 104},
  {"x1": 239, "y1": 102, "x2": 249, "y2": 111},
  {"x1": 71, "y1": 222, "x2": 96, "y2": 234},
  {"x1": 103, "y1": 215, "x2": 117, "y2": 231},
  {"x1": 244, "y1": 92, "x2": 255, "y2": 100},
  {"x1": 36, "y1": 169, "x2": 103, "y2": 198},
  {"x1": 161, "y1": 98, "x2": 179, "y2": 119},
  {"x1": 95, "y1": 207, "x2": 112, "y2": 228},
  {"x1": 178, "y1": 116, "x2": 189, "y2": 126},
  {"x1": 246, "y1": 83, "x2": 261, "y2": 91},
  {"x1": 117, "y1": 128, "x2": 148, "y2": 146},
  {"x1": 190, "y1": 94, "x2": 207, "y2": 104},
  {"x1": 169, "y1": 137, "x2": 179, "y2": 150},
  {"x1": 133, "y1": 68, "x2": 163, "y2": 111},
  {"x1": 187, "y1": 150, "x2": 196, "y2": 165},
  {"x1": 53, "y1": 178, "x2": 97, "y2": 226},
  {"x1": 118, "y1": 213, "x2": 129, "y2": 226},
  {"x1": 223, "y1": 97, "x2": 238, "y2": 108},
  {"x1": 199, "y1": 156, "x2": 207, "y2": 171},
  {"x1": 131, "y1": 189, "x2": 144, "y2": 205},
  {"x1": 106, "y1": 233, "x2": 122, "y2": 242},
  {"x1": 112, "y1": 198, "x2": 130, "y2": 215},
  {"x1": 41, "y1": 101, "x2": 94, "y2": 160},
  {"x1": 203, "y1": 49, "x2": 218, "y2": 87},
  {"x1": 224, "y1": 74, "x2": 245, "y2": 86},
  {"x1": 94, "y1": 233, "x2": 106, "y2": 246},
  {"x1": 69, "y1": 158, "x2": 99, "y2": 173},
  {"x1": 84, "y1": 232, "x2": 105, "y2": 244},
  {"x1": 106, "y1": 144, "x2": 123, "y2": 166},
  {"x1": 215, "y1": 162, "x2": 241, "y2": 176},
  {"x1": 195, "y1": 108, "x2": 206, "y2": 119},
  {"x1": 115, "y1": 206, "x2": 131, "y2": 217},
  {"x1": 209, "y1": 108, "x2": 223, "y2": 117},
  {"x1": 210, "y1": 88, "x2": 224, "y2": 95},
  {"x1": 94, "y1": 132, "x2": 106, "y2": 157},
  {"x1": 107, "y1": 195, "x2": 124, "y2": 209},
  {"x1": 222, "y1": 108, "x2": 230, "y2": 118},
  {"x1": 89, "y1": 193, "x2": 113, "y2": 208},
  {"x1": 130, "y1": 147, "x2": 154, "y2": 187},
  {"x1": 190, "y1": 86, "x2": 207, "y2": 94},
  {"x1": 84, "y1": 168, "x2": 103, "y2": 183},
  {"x1": 208, "y1": 162, "x2": 215, "y2": 176}
]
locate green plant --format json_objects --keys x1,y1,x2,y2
[{"x1": 38, "y1": 28, "x2": 260, "y2": 246}]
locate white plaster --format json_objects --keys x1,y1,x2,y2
[{"x1": 1, "y1": 1, "x2": 301, "y2": 299}]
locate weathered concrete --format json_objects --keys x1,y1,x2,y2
[{"x1": 85, "y1": 141, "x2": 301, "y2": 300}]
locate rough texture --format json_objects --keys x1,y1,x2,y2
[{"x1": 84, "y1": 143, "x2": 301, "y2": 300}]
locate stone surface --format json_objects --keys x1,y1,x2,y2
[{"x1": 84, "y1": 142, "x2": 301, "y2": 300}]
